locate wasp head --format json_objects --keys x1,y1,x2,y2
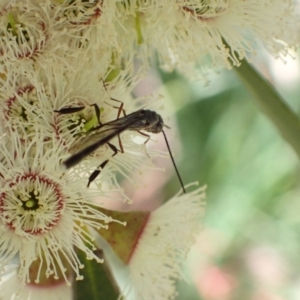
[{"x1": 141, "y1": 110, "x2": 164, "y2": 134}]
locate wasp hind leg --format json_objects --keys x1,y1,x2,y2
[
  {"x1": 55, "y1": 104, "x2": 103, "y2": 126},
  {"x1": 87, "y1": 140, "x2": 123, "y2": 187},
  {"x1": 89, "y1": 103, "x2": 102, "y2": 126},
  {"x1": 54, "y1": 106, "x2": 86, "y2": 114}
]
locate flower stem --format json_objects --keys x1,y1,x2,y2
[
  {"x1": 135, "y1": 12, "x2": 143, "y2": 45},
  {"x1": 7, "y1": 13, "x2": 18, "y2": 36},
  {"x1": 234, "y1": 60, "x2": 300, "y2": 158}
]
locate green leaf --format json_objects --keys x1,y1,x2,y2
[
  {"x1": 234, "y1": 60, "x2": 300, "y2": 158},
  {"x1": 74, "y1": 250, "x2": 119, "y2": 300}
]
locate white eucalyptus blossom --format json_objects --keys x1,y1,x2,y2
[
  {"x1": 49, "y1": 0, "x2": 118, "y2": 45},
  {"x1": 0, "y1": 264, "x2": 72, "y2": 300},
  {"x1": 125, "y1": 185, "x2": 206, "y2": 300},
  {"x1": 115, "y1": 0, "x2": 300, "y2": 78},
  {"x1": 0, "y1": 0, "x2": 115, "y2": 75},
  {"x1": 0, "y1": 133, "x2": 124, "y2": 286},
  {"x1": 0, "y1": 1, "x2": 69, "y2": 74}
]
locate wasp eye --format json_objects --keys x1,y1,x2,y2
[{"x1": 139, "y1": 110, "x2": 145, "y2": 116}]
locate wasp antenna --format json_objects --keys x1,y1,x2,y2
[
  {"x1": 161, "y1": 130, "x2": 186, "y2": 193},
  {"x1": 163, "y1": 124, "x2": 171, "y2": 129}
]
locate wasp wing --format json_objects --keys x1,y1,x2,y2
[
  {"x1": 69, "y1": 126, "x2": 117, "y2": 154},
  {"x1": 64, "y1": 115, "x2": 138, "y2": 169},
  {"x1": 69, "y1": 112, "x2": 140, "y2": 154}
]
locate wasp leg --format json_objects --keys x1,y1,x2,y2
[
  {"x1": 104, "y1": 95, "x2": 125, "y2": 119},
  {"x1": 137, "y1": 131, "x2": 150, "y2": 144},
  {"x1": 104, "y1": 97, "x2": 125, "y2": 119},
  {"x1": 89, "y1": 103, "x2": 102, "y2": 126},
  {"x1": 54, "y1": 106, "x2": 85, "y2": 114},
  {"x1": 87, "y1": 141, "x2": 123, "y2": 187},
  {"x1": 137, "y1": 130, "x2": 150, "y2": 158},
  {"x1": 101, "y1": 79, "x2": 126, "y2": 119},
  {"x1": 55, "y1": 104, "x2": 103, "y2": 126}
]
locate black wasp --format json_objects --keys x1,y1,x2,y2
[{"x1": 55, "y1": 104, "x2": 186, "y2": 193}]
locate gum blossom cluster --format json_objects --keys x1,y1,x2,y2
[{"x1": 0, "y1": 1, "x2": 298, "y2": 299}]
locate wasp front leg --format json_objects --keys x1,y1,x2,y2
[
  {"x1": 137, "y1": 130, "x2": 151, "y2": 158},
  {"x1": 101, "y1": 79, "x2": 126, "y2": 119}
]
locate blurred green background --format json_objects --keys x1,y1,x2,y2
[
  {"x1": 158, "y1": 58, "x2": 300, "y2": 300},
  {"x1": 83, "y1": 54, "x2": 300, "y2": 300}
]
